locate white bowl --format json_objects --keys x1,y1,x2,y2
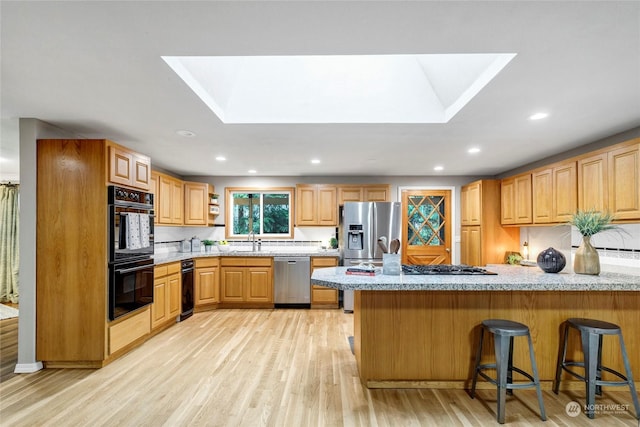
[{"x1": 218, "y1": 245, "x2": 231, "y2": 252}]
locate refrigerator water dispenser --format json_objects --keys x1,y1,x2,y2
[{"x1": 347, "y1": 224, "x2": 364, "y2": 250}]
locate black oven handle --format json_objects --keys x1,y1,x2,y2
[{"x1": 116, "y1": 264, "x2": 153, "y2": 274}]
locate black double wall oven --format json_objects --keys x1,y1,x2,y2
[{"x1": 108, "y1": 185, "x2": 155, "y2": 321}]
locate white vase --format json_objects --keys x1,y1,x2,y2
[{"x1": 574, "y1": 236, "x2": 600, "y2": 275}]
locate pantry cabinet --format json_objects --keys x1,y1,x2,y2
[
  {"x1": 36, "y1": 139, "x2": 153, "y2": 368},
  {"x1": 107, "y1": 142, "x2": 151, "y2": 191},
  {"x1": 310, "y1": 257, "x2": 339, "y2": 308},
  {"x1": 220, "y1": 257, "x2": 273, "y2": 306},
  {"x1": 195, "y1": 257, "x2": 220, "y2": 308},
  {"x1": 461, "y1": 180, "x2": 519, "y2": 266},
  {"x1": 295, "y1": 184, "x2": 337, "y2": 226},
  {"x1": 152, "y1": 262, "x2": 181, "y2": 331}
]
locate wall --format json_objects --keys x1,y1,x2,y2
[
  {"x1": 159, "y1": 174, "x2": 479, "y2": 263},
  {"x1": 519, "y1": 224, "x2": 640, "y2": 275},
  {"x1": 16, "y1": 119, "x2": 84, "y2": 373},
  {"x1": 0, "y1": 118, "x2": 20, "y2": 182}
]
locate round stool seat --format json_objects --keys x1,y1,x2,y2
[
  {"x1": 567, "y1": 318, "x2": 621, "y2": 334},
  {"x1": 482, "y1": 319, "x2": 530, "y2": 336}
]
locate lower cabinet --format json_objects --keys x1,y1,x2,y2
[
  {"x1": 152, "y1": 262, "x2": 181, "y2": 330},
  {"x1": 109, "y1": 307, "x2": 151, "y2": 355},
  {"x1": 311, "y1": 257, "x2": 339, "y2": 308},
  {"x1": 220, "y1": 257, "x2": 273, "y2": 305},
  {"x1": 195, "y1": 257, "x2": 220, "y2": 307}
]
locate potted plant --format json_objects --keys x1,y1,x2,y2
[
  {"x1": 202, "y1": 239, "x2": 215, "y2": 253},
  {"x1": 568, "y1": 210, "x2": 616, "y2": 275}
]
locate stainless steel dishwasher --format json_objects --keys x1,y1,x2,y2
[{"x1": 274, "y1": 256, "x2": 311, "y2": 308}]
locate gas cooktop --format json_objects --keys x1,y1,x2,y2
[{"x1": 401, "y1": 264, "x2": 497, "y2": 275}]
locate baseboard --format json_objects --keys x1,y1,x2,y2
[{"x1": 14, "y1": 362, "x2": 44, "y2": 373}]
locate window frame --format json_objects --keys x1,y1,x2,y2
[{"x1": 224, "y1": 187, "x2": 295, "y2": 239}]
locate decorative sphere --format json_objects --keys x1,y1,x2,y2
[{"x1": 536, "y1": 247, "x2": 566, "y2": 273}]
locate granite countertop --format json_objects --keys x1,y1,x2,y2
[
  {"x1": 310, "y1": 264, "x2": 640, "y2": 291},
  {"x1": 153, "y1": 248, "x2": 340, "y2": 265}
]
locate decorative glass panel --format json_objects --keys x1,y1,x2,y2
[{"x1": 407, "y1": 195, "x2": 446, "y2": 246}]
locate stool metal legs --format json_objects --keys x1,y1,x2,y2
[
  {"x1": 471, "y1": 324, "x2": 546, "y2": 424},
  {"x1": 554, "y1": 320, "x2": 640, "y2": 420}
]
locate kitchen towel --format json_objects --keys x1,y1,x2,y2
[
  {"x1": 126, "y1": 213, "x2": 142, "y2": 250},
  {"x1": 139, "y1": 213, "x2": 151, "y2": 248}
]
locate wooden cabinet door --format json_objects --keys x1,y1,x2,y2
[
  {"x1": 150, "y1": 172, "x2": 159, "y2": 224},
  {"x1": 195, "y1": 266, "x2": 219, "y2": 305},
  {"x1": 158, "y1": 175, "x2": 174, "y2": 224},
  {"x1": 317, "y1": 186, "x2": 337, "y2": 226},
  {"x1": 296, "y1": 185, "x2": 317, "y2": 226},
  {"x1": 245, "y1": 268, "x2": 273, "y2": 302},
  {"x1": 108, "y1": 145, "x2": 134, "y2": 187},
  {"x1": 364, "y1": 186, "x2": 390, "y2": 202},
  {"x1": 132, "y1": 154, "x2": 151, "y2": 191},
  {"x1": 338, "y1": 186, "x2": 363, "y2": 204},
  {"x1": 461, "y1": 181, "x2": 481, "y2": 226},
  {"x1": 553, "y1": 162, "x2": 577, "y2": 222},
  {"x1": 578, "y1": 152, "x2": 608, "y2": 213},
  {"x1": 514, "y1": 174, "x2": 532, "y2": 224},
  {"x1": 311, "y1": 257, "x2": 338, "y2": 307},
  {"x1": 167, "y1": 273, "x2": 181, "y2": 318},
  {"x1": 151, "y1": 277, "x2": 168, "y2": 329},
  {"x1": 532, "y1": 169, "x2": 553, "y2": 223},
  {"x1": 171, "y1": 180, "x2": 184, "y2": 224},
  {"x1": 460, "y1": 226, "x2": 481, "y2": 267},
  {"x1": 220, "y1": 268, "x2": 244, "y2": 302},
  {"x1": 184, "y1": 182, "x2": 208, "y2": 225},
  {"x1": 501, "y1": 178, "x2": 515, "y2": 225},
  {"x1": 608, "y1": 143, "x2": 640, "y2": 220}
]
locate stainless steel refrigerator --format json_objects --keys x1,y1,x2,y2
[{"x1": 340, "y1": 202, "x2": 402, "y2": 312}]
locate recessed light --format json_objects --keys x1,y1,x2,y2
[
  {"x1": 248, "y1": 169, "x2": 257, "y2": 174},
  {"x1": 468, "y1": 147, "x2": 481, "y2": 154},
  {"x1": 176, "y1": 130, "x2": 196, "y2": 137},
  {"x1": 529, "y1": 112, "x2": 548, "y2": 121},
  {"x1": 215, "y1": 156, "x2": 226, "y2": 161},
  {"x1": 434, "y1": 166, "x2": 444, "y2": 171},
  {"x1": 311, "y1": 159, "x2": 321, "y2": 164}
]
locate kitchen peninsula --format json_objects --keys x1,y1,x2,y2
[{"x1": 311, "y1": 265, "x2": 640, "y2": 389}]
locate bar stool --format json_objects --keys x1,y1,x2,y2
[
  {"x1": 470, "y1": 319, "x2": 546, "y2": 424},
  {"x1": 553, "y1": 318, "x2": 640, "y2": 419}
]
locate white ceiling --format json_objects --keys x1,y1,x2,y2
[{"x1": 2, "y1": 1, "x2": 639, "y2": 177}]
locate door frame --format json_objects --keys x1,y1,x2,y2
[{"x1": 397, "y1": 186, "x2": 458, "y2": 264}]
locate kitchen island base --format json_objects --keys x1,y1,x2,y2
[{"x1": 353, "y1": 290, "x2": 640, "y2": 390}]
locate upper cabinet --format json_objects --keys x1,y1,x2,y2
[
  {"x1": 153, "y1": 172, "x2": 215, "y2": 227},
  {"x1": 461, "y1": 181, "x2": 481, "y2": 225},
  {"x1": 532, "y1": 161, "x2": 577, "y2": 224},
  {"x1": 607, "y1": 142, "x2": 640, "y2": 220},
  {"x1": 501, "y1": 173, "x2": 532, "y2": 225},
  {"x1": 154, "y1": 171, "x2": 184, "y2": 225},
  {"x1": 184, "y1": 181, "x2": 215, "y2": 226},
  {"x1": 502, "y1": 138, "x2": 639, "y2": 225},
  {"x1": 295, "y1": 184, "x2": 337, "y2": 226},
  {"x1": 337, "y1": 184, "x2": 391, "y2": 205},
  {"x1": 578, "y1": 140, "x2": 640, "y2": 220},
  {"x1": 107, "y1": 142, "x2": 151, "y2": 191}
]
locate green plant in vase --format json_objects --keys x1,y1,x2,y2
[{"x1": 568, "y1": 210, "x2": 616, "y2": 275}]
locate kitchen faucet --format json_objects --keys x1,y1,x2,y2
[{"x1": 248, "y1": 231, "x2": 257, "y2": 251}]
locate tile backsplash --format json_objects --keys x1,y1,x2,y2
[{"x1": 521, "y1": 224, "x2": 640, "y2": 275}]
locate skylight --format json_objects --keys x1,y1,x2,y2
[{"x1": 162, "y1": 54, "x2": 516, "y2": 124}]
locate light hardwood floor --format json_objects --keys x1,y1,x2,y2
[{"x1": 1, "y1": 309, "x2": 638, "y2": 426}]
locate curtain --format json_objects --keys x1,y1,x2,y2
[{"x1": 0, "y1": 184, "x2": 19, "y2": 303}]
